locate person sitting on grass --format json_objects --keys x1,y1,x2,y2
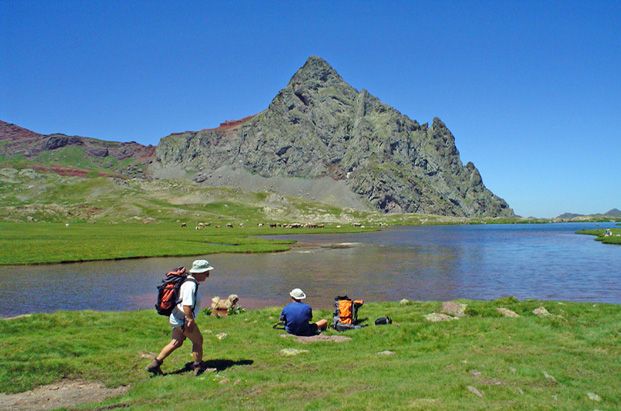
[
  {"x1": 280, "y1": 288, "x2": 328, "y2": 336},
  {"x1": 146, "y1": 259, "x2": 214, "y2": 376}
]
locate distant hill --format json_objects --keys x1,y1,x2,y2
[
  {"x1": 604, "y1": 208, "x2": 621, "y2": 217},
  {"x1": 556, "y1": 209, "x2": 621, "y2": 220},
  {"x1": 0, "y1": 120, "x2": 155, "y2": 177},
  {"x1": 557, "y1": 212, "x2": 583, "y2": 219}
]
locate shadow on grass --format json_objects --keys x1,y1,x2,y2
[{"x1": 167, "y1": 359, "x2": 254, "y2": 376}]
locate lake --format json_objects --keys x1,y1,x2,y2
[{"x1": 1, "y1": 223, "x2": 619, "y2": 317}]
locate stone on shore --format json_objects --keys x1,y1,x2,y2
[
  {"x1": 441, "y1": 301, "x2": 468, "y2": 317},
  {"x1": 497, "y1": 307, "x2": 520, "y2": 318},
  {"x1": 533, "y1": 307, "x2": 551, "y2": 317}
]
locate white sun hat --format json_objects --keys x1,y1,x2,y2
[
  {"x1": 289, "y1": 288, "x2": 306, "y2": 300},
  {"x1": 189, "y1": 259, "x2": 214, "y2": 274}
]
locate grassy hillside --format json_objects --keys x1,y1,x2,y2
[
  {"x1": 0, "y1": 145, "x2": 144, "y2": 175},
  {"x1": 1, "y1": 299, "x2": 619, "y2": 409}
]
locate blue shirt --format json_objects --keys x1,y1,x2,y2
[{"x1": 280, "y1": 301, "x2": 314, "y2": 336}]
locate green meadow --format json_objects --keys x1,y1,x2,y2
[
  {"x1": 0, "y1": 222, "x2": 376, "y2": 265},
  {"x1": 577, "y1": 227, "x2": 621, "y2": 245},
  {"x1": 1, "y1": 299, "x2": 619, "y2": 410}
]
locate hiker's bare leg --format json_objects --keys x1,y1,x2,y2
[
  {"x1": 156, "y1": 327, "x2": 185, "y2": 362},
  {"x1": 316, "y1": 319, "x2": 328, "y2": 331},
  {"x1": 184, "y1": 325, "x2": 204, "y2": 363}
]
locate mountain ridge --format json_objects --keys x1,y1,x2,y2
[{"x1": 2, "y1": 56, "x2": 515, "y2": 218}]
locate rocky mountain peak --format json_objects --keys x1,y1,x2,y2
[
  {"x1": 153, "y1": 56, "x2": 515, "y2": 217},
  {"x1": 287, "y1": 56, "x2": 351, "y2": 92}
]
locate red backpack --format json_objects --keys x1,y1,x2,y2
[{"x1": 155, "y1": 267, "x2": 197, "y2": 316}]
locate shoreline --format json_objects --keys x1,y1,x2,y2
[{"x1": 4, "y1": 296, "x2": 621, "y2": 320}]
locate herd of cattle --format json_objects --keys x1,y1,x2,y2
[{"x1": 184, "y1": 222, "x2": 366, "y2": 230}]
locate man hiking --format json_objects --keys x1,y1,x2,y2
[
  {"x1": 280, "y1": 288, "x2": 328, "y2": 336},
  {"x1": 146, "y1": 259, "x2": 214, "y2": 376}
]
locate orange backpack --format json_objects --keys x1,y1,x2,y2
[
  {"x1": 155, "y1": 267, "x2": 197, "y2": 316},
  {"x1": 333, "y1": 296, "x2": 364, "y2": 331}
]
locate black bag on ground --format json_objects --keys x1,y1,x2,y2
[{"x1": 374, "y1": 316, "x2": 392, "y2": 325}]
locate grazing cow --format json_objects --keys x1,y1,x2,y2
[
  {"x1": 181, "y1": 223, "x2": 187, "y2": 228},
  {"x1": 258, "y1": 223, "x2": 264, "y2": 227},
  {"x1": 269, "y1": 223, "x2": 277, "y2": 228},
  {"x1": 353, "y1": 223, "x2": 362, "y2": 227},
  {"x1": 226, "y1": 223, "x2": 233, "y2": 228}
]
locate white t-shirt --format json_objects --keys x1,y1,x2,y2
[{"x1": 169, "y1": 276, "x2": 201, "y2": 327}]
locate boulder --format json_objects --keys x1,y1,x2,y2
[
  {"x1": 496, "y1": 307, "x2": 520, "y2": 318},
  {"x1": 86, "y1": 147, "x2": 109, "y2": 157},
  {"x1": 533, "y1": 307, "x2": 551, "y2": 317},
  {"x1": 441, "y1": 301, "x2": 467, "y2": 317}
]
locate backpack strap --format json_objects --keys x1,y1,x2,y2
[{"x1": 177, "y1": 277, "x2": 199, "y2": 311}]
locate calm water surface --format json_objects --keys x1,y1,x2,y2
[{"x1": 1, "y1": 223, "x2": 619, "y2": 317}]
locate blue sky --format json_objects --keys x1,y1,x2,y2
[{"x1": 1, "y1": 1, "x2": 619, "y2": 218}]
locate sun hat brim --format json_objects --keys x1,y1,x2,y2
[
  {"x1": 289, "y1": 289, "x2": 306, "y2": 299},
  {"x1": 189, "y1": 265, "x2": 214, "y2": 274}
]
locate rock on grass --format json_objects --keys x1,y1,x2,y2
[
  {"x1": 533, "y1": 307, "x2": 551, "y2": 317},
  {"x1": 441, "y1": 301, "x2": 467, "y2": 317},
  {"x1": 497, "y1": 307, "x2": 520, "y2": 318},
  {"x1": 467, "y1": 386, "x2": 484, "y2": 398}
]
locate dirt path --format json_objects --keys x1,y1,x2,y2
[{"x1": 0, "y1": 380, "x2": 128, "y2": 411}]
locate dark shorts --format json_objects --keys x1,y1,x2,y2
[{"x1": 290, "y1": 323, "x2": 319, "y2": 337}]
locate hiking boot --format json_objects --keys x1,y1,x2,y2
[
  {"x1": 192, "y1": 361, "x2": 204, "y2": 376},
  {"x1": 146, "y1": 359, "x2": 163, "y2": 376}
]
